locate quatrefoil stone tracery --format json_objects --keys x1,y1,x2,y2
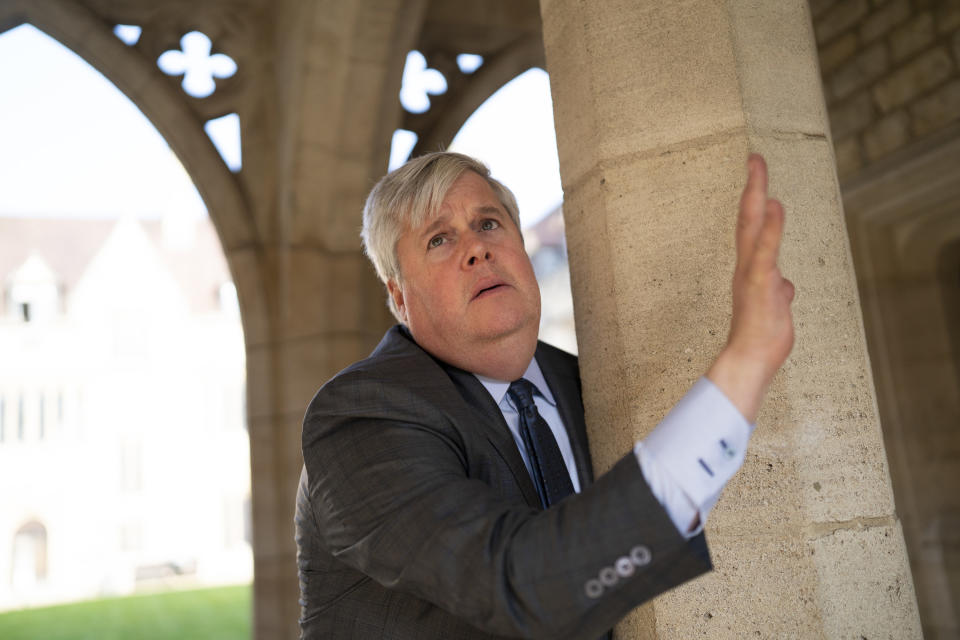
[{"x1": 158, "y1": 31, "x2": 236, "y2": 99}]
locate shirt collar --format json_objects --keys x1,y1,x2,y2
[{"x1": 475, "y1": 356, "x2": 557, "y2": 408}]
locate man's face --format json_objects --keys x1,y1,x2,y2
[{"x1": 389, "y1": 171, "x2": 541, "y2": 378}]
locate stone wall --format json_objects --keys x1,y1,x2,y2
[{"x1": 813, "y1": 0, "x2": 960, "y2": 179}]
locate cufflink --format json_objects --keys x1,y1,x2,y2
[{"x1": 720, "y1": 438, "x2": 737, "y2": 459}]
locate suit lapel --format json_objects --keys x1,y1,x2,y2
[
  {"x1": 385, "y1": 326, "x2": 575, "y2": 508},
  {"x1": 442, "y1": 366, "x2": 543, "y2": 508},
  {"x1": 536, "y1": 343, "x2": 595, "y2": 488}
]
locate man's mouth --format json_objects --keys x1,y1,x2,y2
[{"x1": 472, "y1": 279, "x2": 508, "y2": 300}]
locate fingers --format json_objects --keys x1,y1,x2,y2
[
  {"x1": 753, "y1": 198, "x2": 785, "y2": 271},
  {"x1": 736, "y1": 153, "x2": 769, "y2": 254},
  {"x1": 782, "y1": 278, "x2": 796, "y2": 303}
]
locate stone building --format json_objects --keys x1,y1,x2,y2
[
  {"x1": 0, "y1": 0, "x2": 956, "y2": 638},
  {"x1": 0, "y1": 216, "x2": 251, "y2": 610}
]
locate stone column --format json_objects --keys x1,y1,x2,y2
[
  {"x1": 539, "y1": 1, "x2": 922, "y2": 637},
  {"x1": 243, "y1": 1, "x2": 415, "y2": 637}
]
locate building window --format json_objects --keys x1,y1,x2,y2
[
  {"x1": 6, "y1": 254, "x2": 61, "y2": 323},
  {"x1": 17, "y1": 394, "x2": 24, "y2": 441},
  {"x1": 11, "y1": 521, "x2": 48, "y2": 587},
  {"x1": 38, "y1": 393, "x2": 45, "y2": 440}
]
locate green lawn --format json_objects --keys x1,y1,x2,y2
[{"x1": 0, "y1": 584, "x2": 251, "y2": 640}]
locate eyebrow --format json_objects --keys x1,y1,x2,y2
[
  {"x1": 417, "y1": 205, "x2": 505, "y2": 239},
  {"x1": 418, "y1": 214, "x2": 450, "y2": 240}
]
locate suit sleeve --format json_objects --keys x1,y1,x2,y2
[{"x1": 300, "y1": 371, "x2": 711, "y2": 639}]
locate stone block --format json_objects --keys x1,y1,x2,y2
[
  {"x1": 252, "y1": 553, "x2": 301, "y2": 639},
  {"x1": 330, "y1": 156, "x2": 378, "y2": 251},
  {"x1": 291, "y1": 143, "x2": 335, "y2": 244},
  {"x1": 834, "y1": 135, "x2": 862, "y2": 180},
  {"x1": 910, "y1": 79, "x2": 960, "y2": 136},
  {"x1": 937, "y1": 2, "x2": 960, "y2": 34},
  {"x1": 299, "y1": 61, "x2": 346, "y2": 149},
  {"x1": 809, "y1": 522, "x2": 922, "y2": 639},
  {"x1": 291, "y1": 147, "x2": 374, "y2": 252},
  {"x1": 541, "y1": 0, "x2": 746, "y2": 187},
  {"x1": 653, "y1": 535, "x2": 822, "y2": 638},
  {"x1": 829, "y1": 43, "x2": 888, "y2": 100},
  {"x1": 244, "y1": 344, "x2": 274, "y2": 420},
  {"x1": 752, "y1": 135, "x2": 896, "y2": 522},
  {"x1": 828, "y1": 90, "x2": 875, "y2": 138},
  {"x1": 815, "y1": 0, "x2": 868, "y2": 45},
  {"x1": 728, "y1": 0, "x2": 831, "y2": 137},
  {"x1": 859, "y1": 0, "x2": 911, "y2": 43},
  {"x1": 340, "y1": 60, "x2": 388, "y2": 157},
  {"x1": 248, "y1": 427, "x2": 296, "y2": 555},
  {"x1": 562, "y1": 137, "x2": 749, "y2": 469},
  {"x1": 245, "y1": 332, "x2": 379, "y2": 421},
  {"x1": 818, "y1": 32, "x2": 858, "y2": 76},
  {"x1": 226, "y1": 246, "x2": 270, "y2": 346},
  {"x1": 873, "y1": 47, "x2": 953, "y2": 111},
  {"x1": 276, "y1": 332, "x2": 378, "y2": 418},
  {"x1": 890, "y1": 12, "x2": 935, "y2": 62},
  {"x1": 863, "y1": 110, "x2": 911, "y2": 160},
  {"x1": 279, "y1": 248, "x2": 381, "y2": 340}
]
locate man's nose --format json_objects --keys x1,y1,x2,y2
[{"x1": 463, "y1": 233, "x2": 492, "y2": 267}]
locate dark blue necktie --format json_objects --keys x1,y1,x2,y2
[{"x1": 508, "y1": 378, "x2": 575, "y2": 508}]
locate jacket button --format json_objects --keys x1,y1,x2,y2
[
  {"x1": 615, "y1": 556, "x2": 635, "y2": 577},
  {"x1": 599, "y1": 566, "x2": 618, "y2": 587},
  {"x1": 585, "y1": 578, "x2": 603, "y2": 599},
  {"x1": 630, "y1": 545, "x2": 652, "y2": 567}
]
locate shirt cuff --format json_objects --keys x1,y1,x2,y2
[{"x1": 634, "y1": 377, "x2": 753, "y2": 537}]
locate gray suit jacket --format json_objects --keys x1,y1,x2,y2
[{"x1": 295, "y1": 325, "x2": 711, "y2": 639}]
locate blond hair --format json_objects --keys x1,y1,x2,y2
[{"x1": 361, "y1": 152, "x2": 521, "y2": 320}]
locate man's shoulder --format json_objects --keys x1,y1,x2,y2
[
  {"x1": 320, "y1": 324, "x2": 444, "y2": 392},
  {"x1": 305, "y1": 325, "x2": 455, "y2": 418},
  {"x1": 337, "y1": 324, "x2": 437, "y2": 381}
]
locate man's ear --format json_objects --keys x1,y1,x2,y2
[{"x1": 387, "y1": 279, "x2": 407, "y2": 322}]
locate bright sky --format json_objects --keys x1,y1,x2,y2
[
  {"x1": 0, "y1": 25, "x2": 207, "y2": 219},
  {"x1": 0, "y1": 24, "x2": 562, "y2": 228}
]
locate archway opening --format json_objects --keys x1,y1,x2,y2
[{"x1": 0, "y1": 23, "x2": 251, "y2": 636}]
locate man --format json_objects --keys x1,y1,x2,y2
[{"x1": 295, "y1": 151, "x2": 794, "y2": 638}]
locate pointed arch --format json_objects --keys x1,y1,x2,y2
[
  {"x1": 406, "y1": 34, "x2": 546, "y2": 158},
  {"x1": 0, "y1": 0, "x2": 269, "y2": 344},
  {"x1": 0, "y1": 0, "x2": 255, "y2": 246}
]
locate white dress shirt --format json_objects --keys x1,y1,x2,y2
[{"x1": 476, "y1": 358, "x2": 753, "y2": 539}]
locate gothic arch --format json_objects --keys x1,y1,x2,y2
[
  {"x1": 406, "y1": 33, "x2": 546, "y2": 157},
  {"x1": 844, "y1": 125, "x2": 960, "y2": 636},
  {"x1": 0, "y1": 0, "x2": 262, "y2": 278},
  {"x1": 0, "y1": 0, "x2": 269, "y2": 339}
]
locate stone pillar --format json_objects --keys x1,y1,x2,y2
[
  {"x1": 243, "y1": 1, "x2": 415, "y2": 637},
  {"x1": 539, "y1": 1, "x2": 923, "y2": 637}
]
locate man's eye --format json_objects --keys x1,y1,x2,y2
[
  {"x1": 480, "y1": 219, "x2": 500, "y2": 231},
  {"x1": 428, "y1": 235, "x2": 445, "y2": 249}
]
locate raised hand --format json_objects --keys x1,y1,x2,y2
[{"x1": 707, "y1": 154, "x2": 795, "y2": 423}]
